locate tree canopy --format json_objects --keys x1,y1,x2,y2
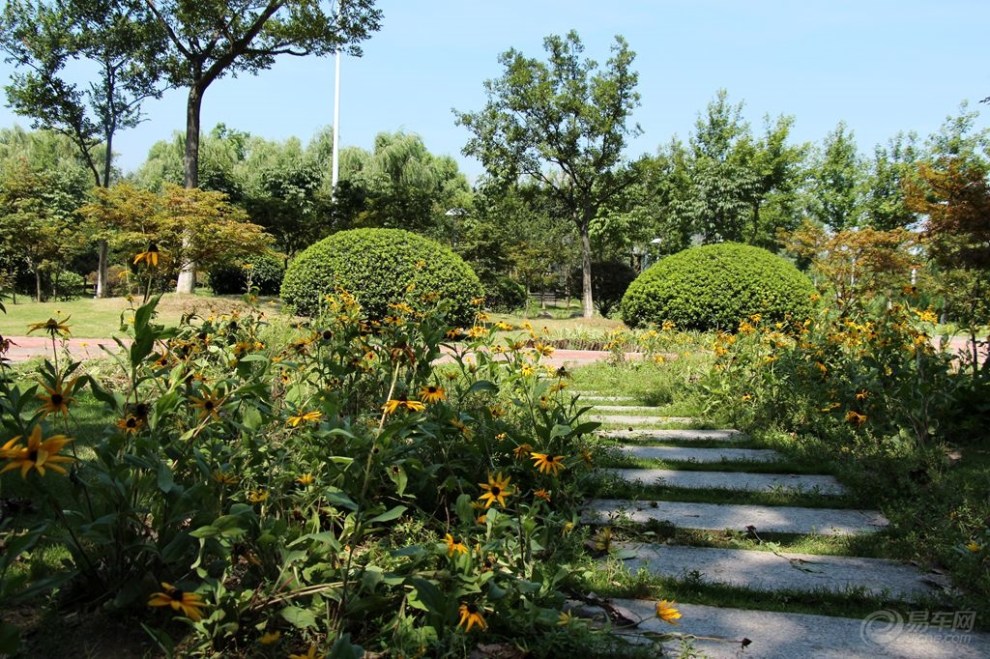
[{"x1": 456, "y1": 30, "x2": 641, "y2": 318}]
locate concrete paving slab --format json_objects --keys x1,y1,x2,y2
[
  {"x1": 590, "y1": 405, "x2": 670, "y2": 412},
  {"x1": 609, "y1": 598, "x2": 990, "y2": 659},
  {"x1": 590, "y1": 414, "x2": 696, "y2": 425},
  {"x1": 616, "y1": 445, "x2": 783, "y2": 463},
  {"x1": 604, "y1": 468, "x2": 847, "y2": 495},
  {"x1": 599, "y1": 428, "x2": 745, "y2": 442},
  {"x1": 613, "y1": 543, "x2": 937, "y2": 601},
  {"x1": 572, "y1": 393, "x2": 637, "y2": 402},
  {"x1": 583, "y1": 499, "x2": 889, "y2": 535}
]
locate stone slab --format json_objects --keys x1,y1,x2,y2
[
  {"x1": 604, "y1": 468, "x2": 846, "y2": 495},
  {"x1": 616, "y1": 445, "x2": 783, "y2": 463},
  {"x1": 599, "y1": 428, "x2": 745, "y2": 442},
  {"x1": 608, "y1": 598, "x2": 990, "y2": 659},
  {"x1": 572, "y1": 394, "x2": 637, "y2": 402},
  {"x1": 613, "y1": 543, "x2": 937, "y2": 601},
  {"x1": 590, "y1": 414, "x2": 696, "y2": 425},
  {"x1": 590, "y1": 405, "x2": 669, "y2": 412},
  {"x1": 583, "y1": 499, "x2": 889, "y2": 535}
]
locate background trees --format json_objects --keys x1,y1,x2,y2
[{"x1": 456, "y1": 30, "x2": 641, "y2": 318}]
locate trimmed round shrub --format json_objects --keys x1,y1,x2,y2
[
  {"x1": 209, "y1": 253, "x2": 286, "y2": 296},
  {"x1": 485, "y1": 275, "x2": 527, "y2": 313},
  {"x1": 281, "y1": 228, "x2": 483, "y2": 325},
  {"x1": 569, "y1": 260, "x2": 638, "y2": 317},
  {"x1": 621, "y1": 243, "x2": 816, "y2": 330}
]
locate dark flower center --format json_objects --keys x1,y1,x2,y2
[
  {"x1": 126, "y1": 417, "x2": 138, "y2": 428},
  {"x1": 51, "y1": 394, "x2": 63, "y2": 406},
  {"x1": 491, "y1": 486, "x2": 501, "y2": 496},
  {"x1": 28, "y1": 449, "x2": 38, "y2": 462}
]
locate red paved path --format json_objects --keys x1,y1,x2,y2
[{"x1": 2, "y1": 335, "x2": 984, "y2": 366}]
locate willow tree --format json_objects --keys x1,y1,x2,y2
[
  {"x1": 456, "y1": 31, "x2": 641, "y2": 317},
  {"x1": 144, "y1": 0, "x2": 382, "y2": 293}
]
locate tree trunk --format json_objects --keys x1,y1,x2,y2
[
  {"x1": 34, "y1": 268, "x2": 42, "y2": 303},
  {"x1": 580, "y1": 227, "x2": 594, "y2": 318},
  {"x1": 95, "y1": 239, "x2": 109, "y2": 298},
  {"x1": 175, "y1": 85, "x2": 203, "y2": 295}
]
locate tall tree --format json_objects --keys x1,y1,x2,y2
[
  {"x1": 456, "y1": 30, "x2": 641, "y2": 318},
  {"x1": 0, "y1": 0, "x2": 167, "y2": 297},
  {"x1": 862, "y1": 132, "x2": 919, "y2": 231},
  {"x1": 806, "y1": 121, "x2": 866, "y2": 231},
  {"x1": 144, "y1": 0, "x2": 382, "y2": 293}
]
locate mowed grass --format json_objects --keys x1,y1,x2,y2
[{"x1": 0, "y1": 293, "x2": 286, "y2": 338}]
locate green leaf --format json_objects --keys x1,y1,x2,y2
[
  {"x1": 326, "y1": 491, "x2": 358, "y2": 511},
  {"x1": 157, "y1": 463, "x2": 175, "y2": 493},
  {"x1": 367, "y1": 505, "x2": 407, "y2": 524},
  {"x1": 328, "y1": 633, "x2": 364, "y2": 659},
  {"x1": 386, "y1": 465, "x2": 408, "y2": 497},
  {"x1": 280, "y1": 605, "x2": 317, "y2": 629},
  {"x1": 465, "y1": 380, "x2": 498, "y2": 395}
]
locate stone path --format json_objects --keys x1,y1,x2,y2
[{"x1": 579, "y1": 395, "x2": 990, "y2": 658}]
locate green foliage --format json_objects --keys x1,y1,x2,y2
[
  {"x1": 281, "y1": 228, "x2": 484, "y2": 326},
  {"x1": 485, "y1": 275, "x2": 527, "y2": 313},
  {"x1": 208, "y1": 253, "x2": 285, "y2": 296},
  {"x1": 621, "y1": 243, "x2": 816, "y2": 330},
  {"x1": 0, "y1": 290, "x2": 602, "y2": 656},
  {"x1": 569, "y1": 260, "x2": 637, "y2": 317}
]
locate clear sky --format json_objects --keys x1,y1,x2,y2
[{"x1": 1, "y1": 0, "x2": 988, "y2": 181}]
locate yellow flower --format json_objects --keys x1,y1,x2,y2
[
  {"x1": 513, "y1": 443, "x2": 534, "y2": 460},
  {"x1": 296, "y1": 473, "x2": 315, "y2": 486},
  {"x1": 259, "y1": 630, "x2": 281, "y2": 645},
  {"x1": 562, "y1": 521, "x2": 575, "y2": 536},
  {"x1": 533, "y1": 342, "x2": 554, "y2": 357},
  {"x1": 520, "y1": 364, "x2": 535, "y2": 377},
  {"x1": 478, "y1": 472, "x2": 512, "y2": 508},
  {"x1": 444, "y1": 533, "x2": 468, "y2": 557},
  {"x1": 117, "y1": 414, "x2": 145, "y2": 434},
  {"x1": 845, "y1": 410, "x2": 867, "y2": 426},
  {"x1": 190, "y1": 390, "x2": 223, "y2": 421},
  {"x1": 133, "y1": 244, "x2": 160, "y2": 268},
  {"x1": 466, "y1": 326, "x2": 488, "y2": 339},
  {"x1": 288, "y1": 644, "x2": 322, "y2": 659},
  {"x1": 148, "y1": 582, "x2": 206, "y2": 621},
  {"x1": 558, "y1": 610, "x2": 576, "y2": 626},
  {"x1": 212, "y1": 470, "x2": 239, "y2": 486},
  {"x1": 656, "y1": 599, "x2": 682, "y2": 625},
  {"x1": 383, "y1": 398, "x2": 426, "y2": 415},
  {"x1": 534, "y1": 488, "x2": 551, "y2": 502},
  {"x1": 966, "y1": 541, "x2": 981, "y2": 553},
  {"x1": 419, "y1": 385, "x2": 446, "y2": 404},
  {"x1": 247, "y1": 489, "x2": 269, "y2": 504},
  {"x1": 915, "y1": 308, "x2": 938, "y2": 324},
  {"x1": 1, "y1": 426, "x2": 74, "y2": 478},
  {"x1": 457, "y1": 603, "x2": 487, "y2": 632},
  {"x1": 27, "y1": 316, "x2": 71, "y2": 338},
  {"x1": 855, "y1": 390, "x2": 869, "y2": 401},
  {"x1": 449, "y1": 418, "x2": 474, "y2": 439},
  {"x1": 287, "y1": 410, "x2": 322, "y2": 427},
  {"x1": 530, "y1": 452, "x2": 566, "y2": 476},
  {"x1": 36, "y1": 379, "x2": 76, "y2": 417},
  {"x1": 494, "y1": 321, "x2": 514, "y2": 331}
]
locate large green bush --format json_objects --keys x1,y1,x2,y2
[
  {"x1": 281, "y1": 228, "x2": 483, "y2": 325},
  {"x1": 621, "y1": 242, "x2": 816, "y2": 330}
]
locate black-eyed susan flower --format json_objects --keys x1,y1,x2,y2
[
  {"x1": 117, "y1": 414, "x2": 144, "y2": 434},
  {"x1": 419, "y1": 385, "x2": 446, "y2": 404},
  {"x1": 1, "y1": 426, "x2": 74, "y2": 478},
  {"x1": 295, "y1": 473, "x2": 315, "y2": 486},
  {"x1": 530, "y1": 452, "x2": 566, "y2": 476},
  {"x1": 655, "y1": 599, "x2": 682, "y2": 625},
  {"x1": 133, "y1": 244, "x2": 160, "y2": 268},
  {"x1": 383, "y1": 398, "x2": 426, "y2": 415},
  {"x1": 212, "y1": 470, "x2": 239, "y2": 486},
  {"x1": 27, "y1": 316, "x2": 71, "y2": 338},
  {"x1": 247, "y1": 488, "x2": 269, "y2": 504},
  {"x1": 513, "y1": 443, "x2": 534, "y2": 459},
  {"x1": 845, "y1": 410, "x2": 867, "y2": 426},
  {"x1": 534, "y1": 488, "x2": 551, "y2": 502},
  {"x1": 148, "y1": 582, "x2": 205, "y2": 621},
  {"x1": 190, "y1": 390, "x2": 223, "y2": 421},
  {"x1": 444, "y1": 533, "x2": 468, "y2": 557},
  {"x1": 288, "y1": 643, "x2": 321, "y2": 659},
  {"x1": 287, "y1": 410, "x2": 322, "y2": 427},
  {"x1": 457, "y1": 603, "x2": 487, "y2": 632},
  {"x1": 36, "y1": 379, "x2": 75, "y2": 417},
  {"x1": 478, "y1": 472, "x2": 512, "y2": 508}
]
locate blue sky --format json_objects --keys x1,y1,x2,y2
[{"x1": 1, "y1": 0, "x2": 988, "y2": 181}]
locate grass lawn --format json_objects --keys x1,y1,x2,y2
[{"x1": 0, "y1": 293, "x2": 286, "y2": 338}]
